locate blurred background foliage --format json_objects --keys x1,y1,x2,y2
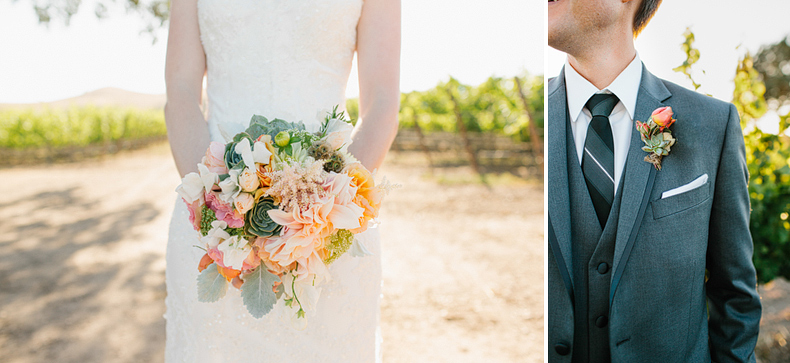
[
  {"x1": 755, "y1": 38, "x2": 790, "y2": 109},
  {"x1": 734, "y1": 53, "x2": 790, "y2": 284},
  {"x1": 347, "y1": 73, "x2": 544, "y2": 178},
  {"x1": 677, "y1": 30, "x2": 790, "y2": 284},
  {"x1": 346, "y1": 73, "x2": 542, "y2": 143},
  {"x1": 16, "y1": 0, "x2": 170, "y2": 39},
  {"x1": 0, "y1": 106, "x2": 166, "y2": 149},
  {"x1": 0, "y1": 73, "x2": 543, "y2": 172}
]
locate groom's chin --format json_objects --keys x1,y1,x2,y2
[
  {"x1": 548, "y1": 0, "x2": 572, "y2": 53},
  {"x1": 547, "y1": 25, "x2": 572, "y2": 55}
]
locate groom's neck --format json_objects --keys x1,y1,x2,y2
[{"x1": 567, "y1": 36, "x2": 637, "y2": 90}]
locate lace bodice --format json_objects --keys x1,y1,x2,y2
[
  {"x1": 198, "y1": 0, "x2": 363, "y2": 139},
  {"x1": 165, "y1": 2, "x2": 382, "y2": 362}
]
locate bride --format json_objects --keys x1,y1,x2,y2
[{"x1": 162, "y1": 0, "x2": 400, "y2": 361}]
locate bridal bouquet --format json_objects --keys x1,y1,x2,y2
[{"x1": 176, "y1": 107, "x2": 393, "y2": 322}]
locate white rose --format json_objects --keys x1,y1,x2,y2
[
  {"x1": 234, "y1": 192, "x2": 255, "y2": 214},
  {"x1": 324, "y1": 118, "x2": 353, "y2": 151}
]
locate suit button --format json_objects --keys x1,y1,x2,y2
[
  {"x1": 596, "y1": 315, "x2": 609, "y2": 328},
  {"x1": 597, "y1": 262, "x2": 609, "y2": 274},
  {"x1": 554, "y1": 342, "x2": 570, "y2": 356}
]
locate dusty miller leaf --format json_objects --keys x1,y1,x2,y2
[
  {"x1": 241, "y1": 265, "x2": 280, "y2": 318},
  {"x1": 197, "y1": 263, "x2": 228, "y2": 303}
]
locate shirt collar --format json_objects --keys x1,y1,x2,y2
[{"x1": 564, "y1": 53, "x2": 643, "y2": 122}]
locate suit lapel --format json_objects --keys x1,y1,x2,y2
[
  {"x1": 548, "y1": 68, "x2": 575, "y2": 293},
  {"x1": 610, "y1": 65, "x2": 672, "y2": 304}
]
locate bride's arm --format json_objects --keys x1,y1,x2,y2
[
  {"x1": 348, "y1": 0, "x2": 401, "y2": 171},
  {"x1": 164, "y1": 0, "x2": 210, "y2": 177}
]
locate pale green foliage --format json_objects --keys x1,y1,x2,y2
[
  {"x1": 197, "y1": 263, "x2": 229, "y2": 303},
  {"x1": 672, "y1": 28, "x2": 702, "y2": 91},
  {"x1": 240, "y1": 265, "x2": 280, "y2": 318}
]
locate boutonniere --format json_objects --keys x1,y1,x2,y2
[{"x1": 635, "y1": 106, "x2": 677, "y2": 170}]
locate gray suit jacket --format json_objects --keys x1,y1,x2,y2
[{"x1": 548, "y1": 65, "x2": 762, "y2": 363}]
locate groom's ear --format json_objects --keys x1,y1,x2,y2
[{"x1": 632, "y1": 0, "x2": 663, "y2": 37}]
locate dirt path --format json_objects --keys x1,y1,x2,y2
[
  {"x1": 0, "y1": 143, "x2": 544, "y2": 363},
  {"x1": 757, "y1": 278, "x2": 790, "y2": 362}
]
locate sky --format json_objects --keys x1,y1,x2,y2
[
  {"x1": 0, "y1": 0, "x2": 542, "y2": 103},
  {"x1": 547, "y1": 0, "x2": 790, "y2": 103}
]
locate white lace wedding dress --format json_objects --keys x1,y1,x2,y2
[{"x1": 164, "y1": 0, "x2": 382, "y2": 361}]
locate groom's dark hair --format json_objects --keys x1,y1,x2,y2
[{"x1": 633, "y1": 0, "x2": 662, "y2": 36}]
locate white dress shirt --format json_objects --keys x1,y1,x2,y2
[{"x1": 564, "y1": 53, "x2": 643, "y2": 194}]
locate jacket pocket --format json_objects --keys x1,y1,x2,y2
[{"x1": 651, "y1": 180, "x2": 710, "y2": 219}]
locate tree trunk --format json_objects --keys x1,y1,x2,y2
[
  {"x1": 411, "y1": 112, "x2": 434, "y2": 173},
  {"x1": 445, "y1": 86, "x2": 481, "y2": 175},
  {"x1": 514, "y1": 76, "x2": 544, "y2": 179}
]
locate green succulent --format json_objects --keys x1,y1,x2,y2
[
  {"x1": 246, "y1": 198, "x2": 282, "y2": 238},
  {"x1": 641, "y1": 133, "x2": 675, "y2": 156},
  {"x1": 224, "y1": 133, "x2": 253, "y2": 169}
]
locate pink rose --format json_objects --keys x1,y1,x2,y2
[
  {"x1": 206, "y1": 191, "x2": 245, "y2": 228},
  {"x1": 651, "y1": 106, "x2": 675, "y2": 128},
  {"x1": 202, "y1": 141, "x2": 228, "y2": 174}
]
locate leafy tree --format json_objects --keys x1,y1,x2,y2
[
  {"x1": 677, "y1": 31, "x2": 790, "y2": 283},
  {"x1": 16, "y1": 0, "x2": 170, "y2": 38},
  {"x1": 384, "y1": 73, "x2": 543, "y2": 143},
  {"x1": 733, "y1": 54, "x2": 790, "y2": 283},
  {"x1": 676, "y1": 30, "x2": 790, "y2": 283},
  {"x1": 754, "y1": 37, "x2": 790, "y2": 108}
]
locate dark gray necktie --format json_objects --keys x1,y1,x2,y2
[{"x1": 582, "y1": 93, "x2": 619, "y2": 228}]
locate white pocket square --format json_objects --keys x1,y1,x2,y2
[{"x1": 661, "y1": 174, "x2": 709, "y2": 199}]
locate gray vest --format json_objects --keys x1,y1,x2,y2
[{"x1": 567, "y1": 113, "x2": 623, "y2": 363}]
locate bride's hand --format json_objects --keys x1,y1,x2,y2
[
  {"x1": 164, "y1": 0, "x2": 211, "y2": 178},
  {"x1": 348, "y1": 0, "x2": 401, "y2": 171}
]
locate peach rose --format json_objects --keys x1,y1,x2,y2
[
  {"x1": 651, "y1": 106, "x2": 675, "y2": 128},
  {"x1": 234, "y1": 192, "x2": 255, "y2": 214},
  {"x1": 238, "y1": 167, "x2": 260, "y2": 192},
  {"x1": 202, "y1": 141, "x2": 228, "y2": 174}
]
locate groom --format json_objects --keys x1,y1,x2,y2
[{"x1": 547, "y1": 0, "x2": 762, "y2": 362}]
